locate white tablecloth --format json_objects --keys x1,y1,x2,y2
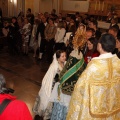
[{"x1": 98, "y1": 21, "x2": 120, "y2": 29}]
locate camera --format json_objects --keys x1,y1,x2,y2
[{"x1": 3, "y1": 88, "x2": 15, "y2": 94}]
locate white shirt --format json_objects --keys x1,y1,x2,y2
[{"x1": 55, "y1": 28, "x2": 66, "y2": 43}]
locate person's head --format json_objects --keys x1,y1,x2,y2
[
  {"x1": 66, "y1": 14, "x2": 71, "y2": 22},
  {"x1": 86, "y1": 28, "x2": 95, "y2": 40},
  {"x1": 108, "y1": 26, "x2": 118, "y2": 38},
  {"x1": 3, "y1": 21, "x2": 9, "y2": 27},
  {"x1": 88, "y1": 20, "x2": 98, "y2": 30},
  {"x1": 58, "y1": 21, "x2": 65, "y2": 28},
  {"x1": 11, "y1": 17, "x2": 17, "y2": 23},
  {"x1": 79, "y1": 23, "x2": 86, "y2": 30},
  {"x1": 27, "y1": 8, "x2": 31, "y2": 14},
  {"x1": 56, "y1": 50, "x2": 66, "y2": 63},
  {"x1": 34, "y1": 18, "x2": 40, "y2": 25},
  {"x1": 75, "y1": 12, "x2": 80, "y2": 17},
  {"x1": 116, "y1": 36, "x2": 120, "y2": 49},
  {"x1": 24, "y1": 18, "x2": 29, "y2": 24},
  {"x1": 0, "y1": 74, "x2": 6, "y2": 94},
  {"x1": 51, "y1": 9, "x2": 56, "y2": 15},
  {"x1": 48, "y1": 18, "x2": 54, "y2": 25},
  {"x1": 38, "y1": 13, "x2": 43, "y2": 19},
  {"x1": 87, "y1": 37, "x2": 98, "y2": 52},
  {"x1": 97, "y1": 33, "x2": 116, "y2": 54},
  {"x1": 44, "y1": 12, "x2": 49, "y2": 18},
  {"x1": 58, "y1": 13, "x2": 62, "y2": 19},
  {"x1": 54, "y1": 16, "x2": 59, "y2": 23},
  {"x1": 41, "y1": 15, "x2": 47, "y2": 23},
  {"x1": 111, "y1": 17, "x2": 118, "y2": 24}
]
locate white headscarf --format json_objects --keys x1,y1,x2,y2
[{"x1": 38, "y1": 53, "x2": 59, "y2": 112}]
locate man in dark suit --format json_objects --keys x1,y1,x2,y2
[
  {"x1": 109, "y1": 17, "x2": 119, "y2": 31},
  {"x1": 36, "y1": 15, "x2": 47, "y2": 60}
]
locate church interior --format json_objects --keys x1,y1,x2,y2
[{"x1": 0, "y1": 0, "x2": 120, "y2": 120}]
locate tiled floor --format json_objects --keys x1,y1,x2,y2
[{"x1": 0, "y1": 47, "x2": 50, "y2": 119}]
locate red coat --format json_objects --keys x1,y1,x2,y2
[
  {"x1": 0, "y1": 94, "x2": 32, "y2": 120},
  {"x1": 84, "y1": 51, "x2": 99, "y2": 64}
]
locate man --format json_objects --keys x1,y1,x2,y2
[
  {"x1": 108, "y1": 26, "x2": 118, "y2": 39},
  {"x1": 109, "y1": 17, "x2": 119, "y2": 31},
  {"x1": 67, "y1": 34, "x2": 120, "y2": 120},
  {"x1": 0, "y1": 74, "x2": 32, "y2": 120},
  {"x1": 26, "y1": 8, "x2": 34, "y2": 26},
  {"x1": 88, "y1": 19, "x2": 101, "y2": 39},
  {"x1": 36, "y1": 15, "x2": 47, "y2": 60},
  {"x1": 7, "y1": 17, "x2": 20, "y2": 55}
]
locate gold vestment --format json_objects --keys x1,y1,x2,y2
[{"x1": 67, "y1": 55, "x2": 120, "y2": 120}]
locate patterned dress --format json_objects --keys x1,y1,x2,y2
[{"x1": 50, "y1": 49, "x2": 86, "y2": 120}]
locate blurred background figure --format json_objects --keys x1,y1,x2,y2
[
  {"x1": 84, "y1": 37, "x2": 99, "y2": 64},
  {"x1": 0, "y1": 74, "x2": 32, "y2": 120}
]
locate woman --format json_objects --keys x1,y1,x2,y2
[
  {"x1": 33, "y1": 50, "x2": 66, "y2": 118},
  {"x1": 67, "y1": 19, "x2": 76, "y2": 34},
  {"x1": 49, "y1": 26, "x2": 87, "y2": 120},
  {"x1": 44, "y1": 18, "x2": 57, "y2": 62},
  {"x1": 84, "y1": 37, "x2": 99, "y2": 64},
  {"x1": 29, "y1": 18, "x2": 40, "y2": 57},
  {"x1": 22, "y1": 18, "x2": 31, "y2": 55},
  {"x1": 54, "y1": 21, "x2": 66, "y2": 52}
]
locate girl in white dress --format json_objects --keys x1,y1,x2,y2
[{"x1": 33, "y1": 50, "x2": 66, "y2": 119}]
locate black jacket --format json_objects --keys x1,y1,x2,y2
[{"x1": 36, "y1": 22, "x2": 46, "y2": 40}]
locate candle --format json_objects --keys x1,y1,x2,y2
[
  {"x1": 98, "y1": 1, "x2": 100, "y2": 11},
  {"x1": 102, "y1": 1, "x2": 104, "y2": 11},
  {"x1": 95, "y1": 1, "x2": 97, "y2": 11}
]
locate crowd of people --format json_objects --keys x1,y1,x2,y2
[{"x1": 0, "y1": 8, "x2": 120, "y2": 120}]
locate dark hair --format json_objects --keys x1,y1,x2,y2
[
  {"x1": 87, "y1": 37, "x2": 98, "y2": 53},
  {"x1": 12, "y1": 16, "x2": 17, "y2": 21},
  {"x1": 48, "y1": 18, "x2": 54, "y2": 23},
  {"x1": 86, "y1": 27, "x2": 95, "y2": 36},
  {"x1": 27, "y1": 8, "x2": 31, "y2": 12},
  {"x1": 90, "y1": 20, "x2": 98, "y2": 28},
  {"x1": 75, "y1": 12, "x2": 79, "y2": 15},
  {"x1": 56, "y1": 50, "x2": 66, "y2": 59},
  {"x1": 109, "y1": 26, "x2": 119, "y2": 34},
  {"x1": 0, "y1": 74, "x2": 14, "y2": 94},
  {"x1": 99, "y1": 33, "x2": 116, "y2": 52}
]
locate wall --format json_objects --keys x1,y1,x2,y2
[
  {"x1": 0, "y1": 0, "x2": 8, "y2": 17},
  {"x1": 25, "y1": 0, "x2": 34, "y2": 15},
  {"x1": 34, "y1": 0, "x2": 40, "y2": 16},
  {"x1": 39, "y1": 0, "x2": 52, "y2": 14},
  {"x1": 63, "y1": 0, "x2": 89, "y2": 13},
  {"x1": 89, "y1": 0, "x2": 120, "y2": 17},
  {"x1": 1, "y1": 0, "x2": 90, "y2": 17}
]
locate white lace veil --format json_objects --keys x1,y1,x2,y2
[{"x1": 53, "y1": 53, "x2": 58, "y2": 65}]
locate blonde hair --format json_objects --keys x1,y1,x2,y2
[{"x1": 72, "y1": 24, "x2": 87, "y2": 49}]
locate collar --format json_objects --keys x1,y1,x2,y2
[{"x1": 92, "y1": 53, "x2": 115, "y2": 59}]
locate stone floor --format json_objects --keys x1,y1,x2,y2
[{"x1": 0, "y1": 47, "x2": 50, "y2": 119}]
